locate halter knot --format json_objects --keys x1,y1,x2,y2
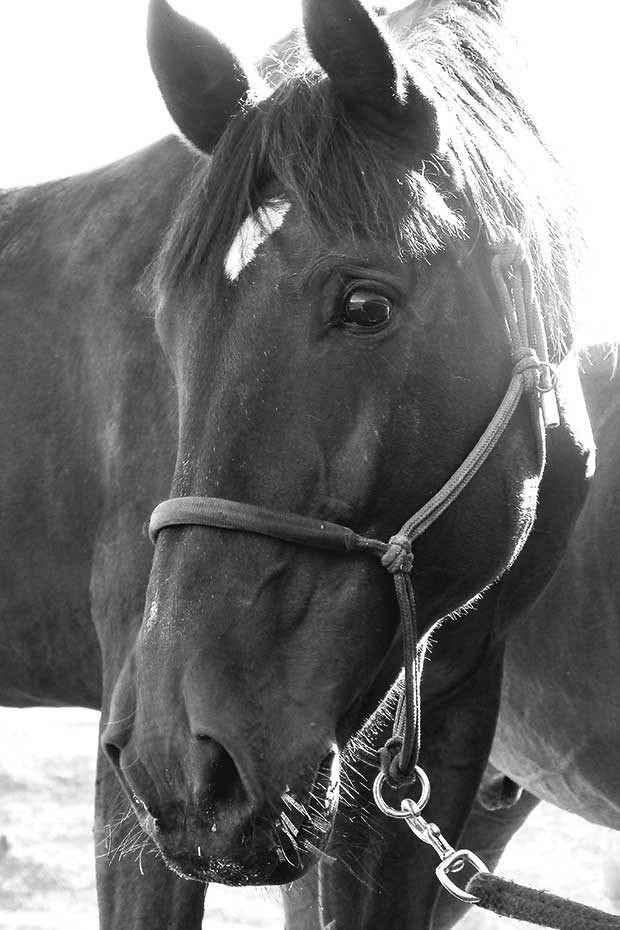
[
  {"x1": 379, "y1": 736, "x2": 418, "y2": 788},
  {"x1": 511, "y1": 347, "x2": 541, "y2": 393},
  {"x1": 381, "y1": 534, "x2": 413, "y2": 574}
]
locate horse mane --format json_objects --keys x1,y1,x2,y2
[{"x1": 154, "y1": 0, "x2": 579, "y2": 360}]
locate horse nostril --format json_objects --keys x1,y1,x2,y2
[
  {"x1": 192, "y1": 732, "x2": 237, "y2": 779},
  {"x1": 189, "y1": 730, "x2": 259, "y2": 812},
  {"x1": 103, "y1": 741, "x2": 122, "y2": 770},
  {"x1": 101, "y1": 715, "x2": 132, "y2": 765}
]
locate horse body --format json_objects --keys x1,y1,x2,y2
[
  {"x1": 493, "y1": 351, "x2": 620, "y2": 828},
  {"x1": 0, "y1": 136, "x2": 189, "y2": 708},
  {"x1": 0, "y1": 1, "x2": 612, "y2": 928}
]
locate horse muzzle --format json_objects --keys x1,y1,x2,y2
[{"x1": 102, "y1": 718, "x2": 339, "y2": 884}]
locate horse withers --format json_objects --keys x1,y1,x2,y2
[{"x1": 0, "y1": 1, "x2": 596, "y2": 928}]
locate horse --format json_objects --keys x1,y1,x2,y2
[{"x1": 0, "y1": 0, "x2": 605, "y2": 927}]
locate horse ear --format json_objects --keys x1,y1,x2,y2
[
  {"x1": 147, "y1": 0, "x2": 254, "y2": 153},
  {"x1": 302, "y1": 0, "x2": 438, "y2": 145}
]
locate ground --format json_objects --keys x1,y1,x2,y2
[{"x1": 1, "y1": 708, "x2": 618, "y2": 930}]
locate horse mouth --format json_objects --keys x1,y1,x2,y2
[
  {"x1": 160, "y1": 850, "x2": 313, "y2": 886},
  {"x1": 159, "y1": 851, "x2": 281, "y2": 886},
  {"x1": 149, "y1": 749, "x2": 339, "y2": 885}
]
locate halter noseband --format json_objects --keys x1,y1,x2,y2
[{"x1": 148, "y1": 230, "x2": 559, "y2": 787}]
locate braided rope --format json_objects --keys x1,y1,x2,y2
[
  {"x1": 468, "y1": 872, "x2": 620, "y2": 929},
  {"x1": 149, "y1": 230, "x2": 556, "y2": 791}
]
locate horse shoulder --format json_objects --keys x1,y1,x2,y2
[{"x1": 0, "y1": 136, "x2": 190, "y2": 707}]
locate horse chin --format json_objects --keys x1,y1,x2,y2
[{"x1": 159, "y1": 848, "x2": 319, "y2": 886}]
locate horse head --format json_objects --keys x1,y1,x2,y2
[{"x1": 102, "y1": 0, "x2": 587, "y2": 886}]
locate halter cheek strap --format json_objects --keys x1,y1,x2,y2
[{"x1": 148, "y1": 230, "x2": 559, "y2": 787}]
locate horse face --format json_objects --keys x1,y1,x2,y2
[{"x1": 102, "y1": 0, "x2": 546, "y2": 885}]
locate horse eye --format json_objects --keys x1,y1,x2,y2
[{"x1": 342, "y1": 289, "x2": 392, "y2": 330}]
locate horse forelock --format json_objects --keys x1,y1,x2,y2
[
  {"x1": 152, "y1": 1, "x2": 580, "y2": 360},
  {"x1": 152, "y1": 78, "x2": 462, "y2": 301}
]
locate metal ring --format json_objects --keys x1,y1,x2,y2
[
  {"x1": 436, "y1": 849, "x2": 489, "y2": 904},
  {"x1": 372, "y1": 767, "x2": 431, "y2": 819}
]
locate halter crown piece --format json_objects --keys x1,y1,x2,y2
[{"x1": 148, "y1": 230, "x2": 560, "y2": 901}]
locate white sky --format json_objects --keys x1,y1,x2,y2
[{"x1": 0, "y1": 1, "x2": 618, "y2": 339}]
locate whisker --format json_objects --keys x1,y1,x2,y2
[
  {"x1": 300, "y1": 840, "x2": 336, "y2": 864},
  {"x1": 137, "y1": 839, "x2": 147, "y2": 875},
  {"x1": 281, "y1": 793, "x2": 307, "y2": 817}
]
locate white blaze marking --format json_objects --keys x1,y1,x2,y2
[{"x1": 224, "y1": 200, "x2": 290, "y2": 281}]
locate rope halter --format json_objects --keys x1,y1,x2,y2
[{"x1": 148, "y1": 229, "x2": 560, "y2": 788}]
